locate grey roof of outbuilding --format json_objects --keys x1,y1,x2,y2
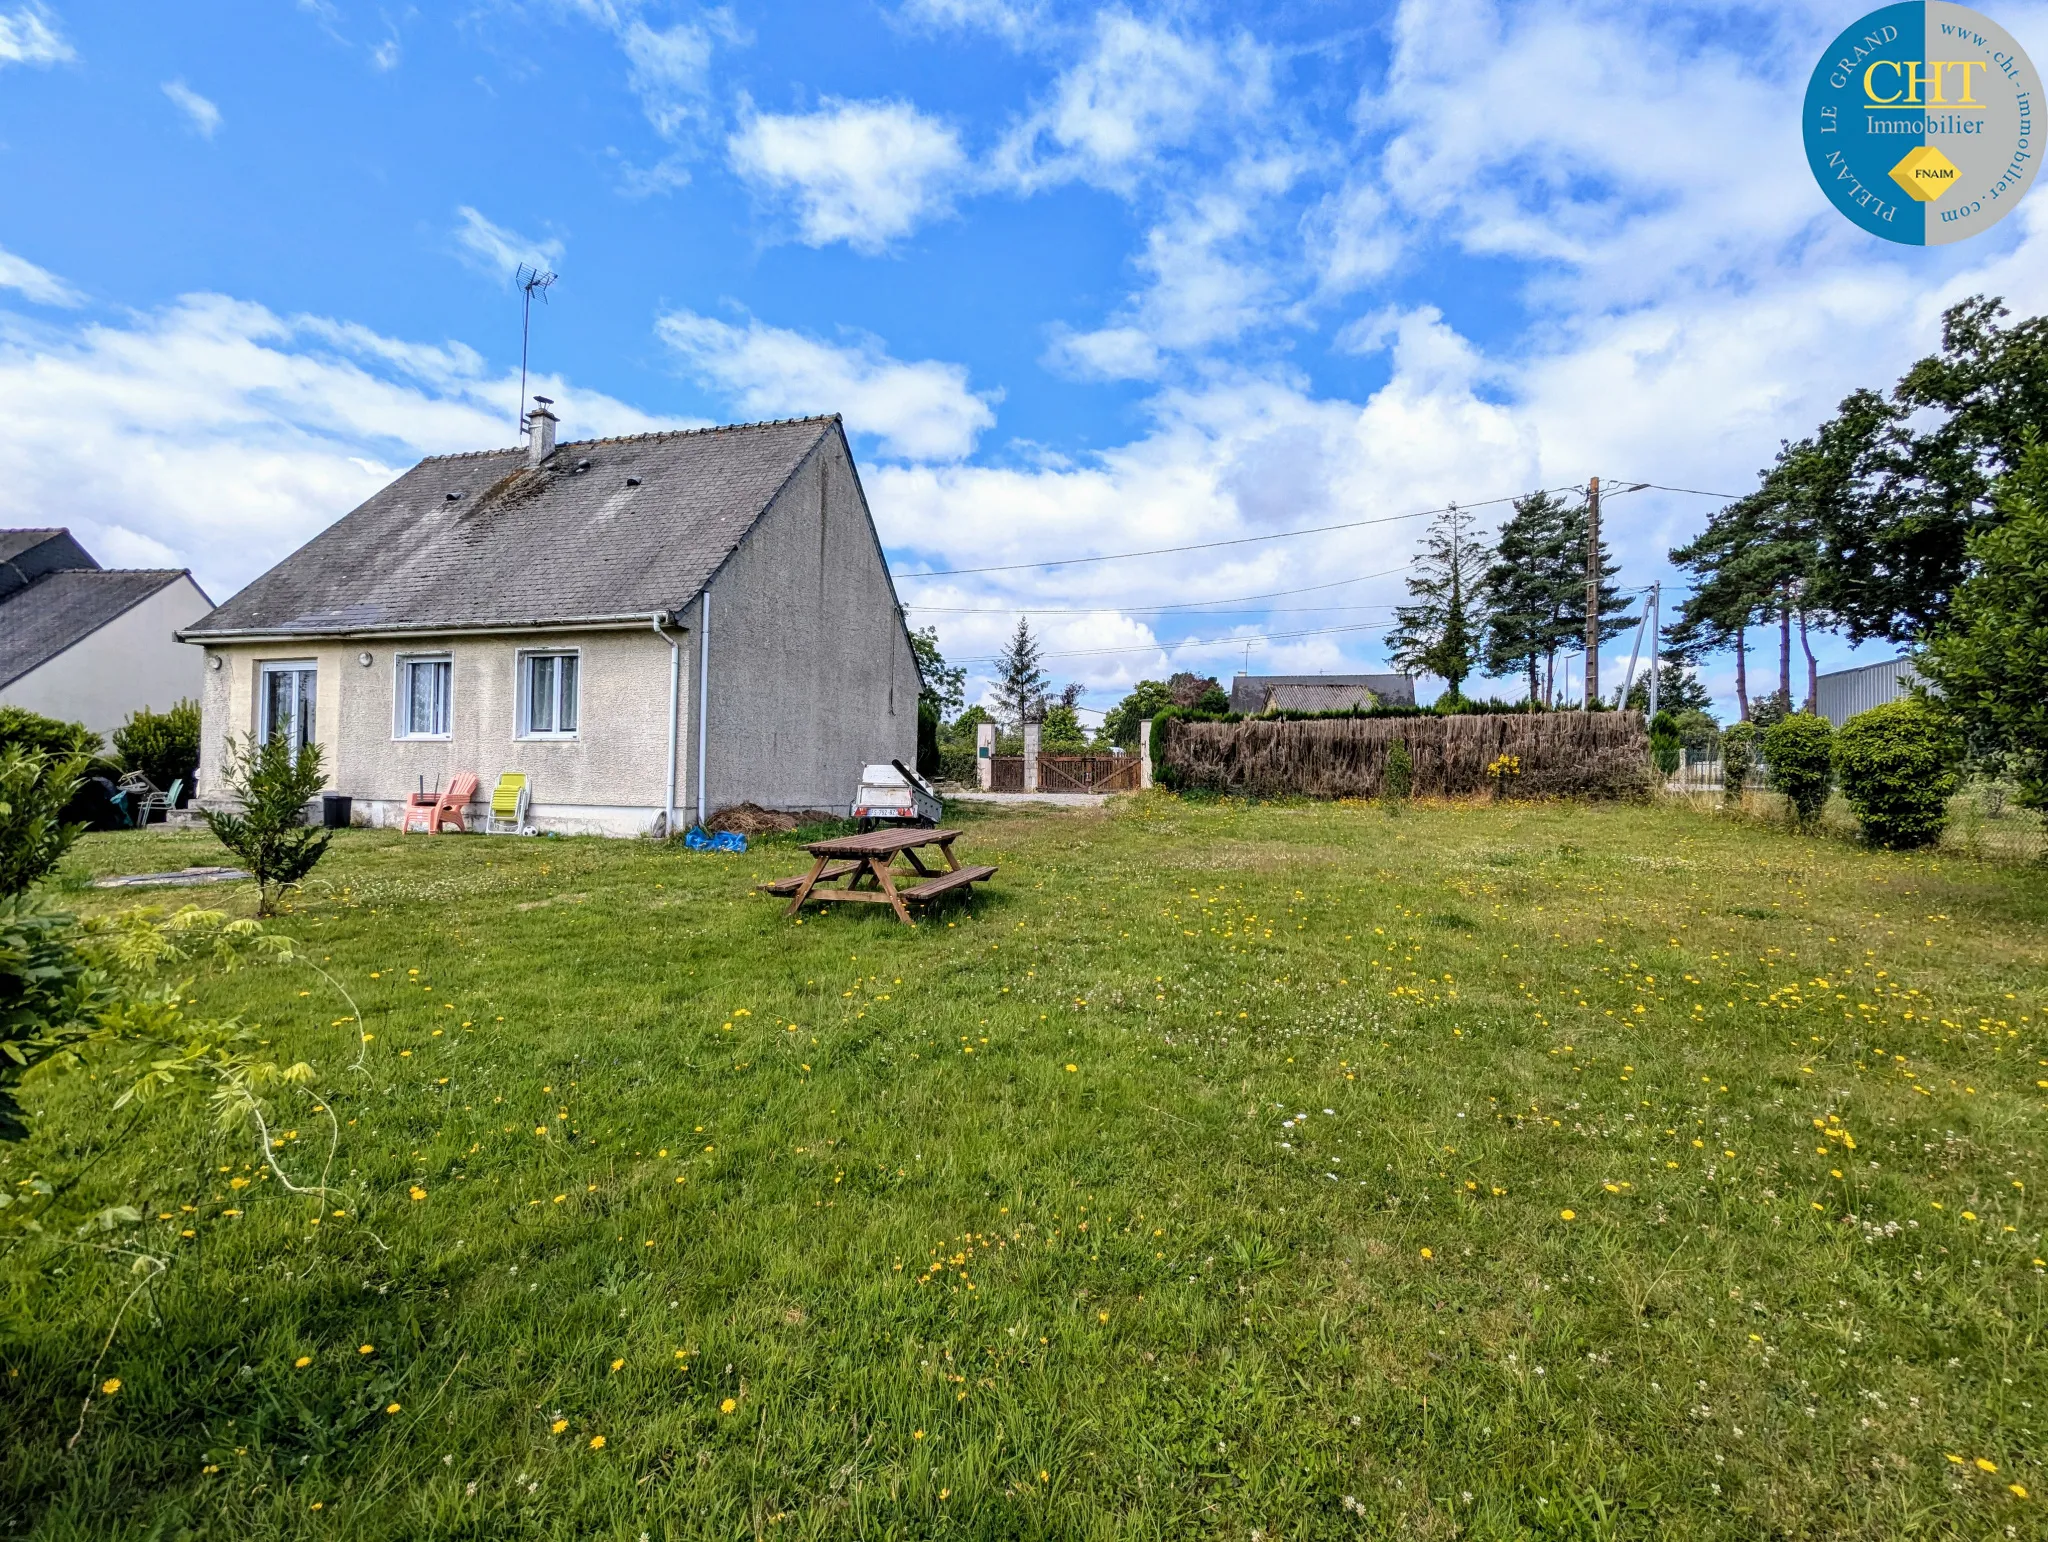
[
  {"x1": 1227, "y1": 673, "x2": 1414, "y2": 713},
  {"x1": 0, "y1": 568, "x2": 191, "y2": 687},
  {"x1": 184, "y1": 416, "x2": 845, "y2": 639},
  {"x1": 0, "y1": 528, "x2": 66, "y2": 565}
]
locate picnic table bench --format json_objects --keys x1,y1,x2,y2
[{"x1": 758, "y1": 827, "x2": 995, "y2": 926}]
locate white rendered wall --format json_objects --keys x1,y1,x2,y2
[{"x1": 1, "y1": 577, "x2": 212, "y2": 743}]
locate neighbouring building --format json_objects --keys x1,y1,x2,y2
[
  {"x1": 0, "y1": 528, "x2": 213, "y2": 740},
  {"x1": 1814, "y1": 657, "x2": 1923, "y2": 728},
  {"x1": 1227, "y1": 672, "x2": 1415, "y2": 714},
  {"x1": 180, "y1": 409, "x2": 921, "y2": 836}
]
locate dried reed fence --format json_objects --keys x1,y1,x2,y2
[{"x1": 1161, "y1": 713, "x2": 1651, "y2": 800}]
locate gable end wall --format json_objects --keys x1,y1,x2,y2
[{"x1": 695, "y1": 427, "x2": 917, "y2": 814}]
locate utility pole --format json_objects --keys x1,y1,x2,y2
[
  {"x1": 1646, "y1": 580, "x2": 1661, "y2": 718},
  {"x1": 1583, "y1": 476, "x2": 1601, "y2": 711}
]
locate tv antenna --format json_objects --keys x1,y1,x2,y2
[{"x1": 515, "y1": 262, "x2": 558, "y2": 437}]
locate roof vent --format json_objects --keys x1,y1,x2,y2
[
  {"x1": 445, "y1": 491, "x2": 462, "y2": 501},
  {"x1": 526, "y1": 395, "x2": 557, "y2": 468},
  {"x1": 625, "y1": 476, "x2": 641, "y2": 487},
  {"x1": 576, "y1": 457, "x2": 592, "y2": 473}
]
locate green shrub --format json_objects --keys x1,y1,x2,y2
[
  {"x1": 1832, "y1": 699, "x2": 1964, "y2": 848},
  {"x1": 0, "y1": 706, "x2": 97, "y2": 759},
  {"x1": 112, "y1": 699, "x2": 200, "y2": 800},
  {"x1": 1762, "y1": 713, "x2": 1835, "y2": 828},
  {"x1": 1648, "y1": 710, "x2": 1682, "y2": 777},
  {"x1": 201, "y1": 735, "x2": 332, "y2": 916},
  {"x1": 1673, "y1": 708, "x2": 1720, "y2": 758},
  {"x1": 1383, "y1": 739, "x2": 1413, "y2": 806},
  {"x1": 0, "y1": 747, "x2": 87, "y2": 898},
  {"x1": 1720, "y1": 723, "x2": 1756, "y2": 804}
]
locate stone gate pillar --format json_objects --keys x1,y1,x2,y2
[
  {"x1": 1022, "y1": 719, "x2": 1040, "y2": 792},
  {"x1": 976, "y1": 720, "x2": 995, "y2": 790},
  {"x1": 1139, "y1": 719, "x2": 1154, "y2": 789}
]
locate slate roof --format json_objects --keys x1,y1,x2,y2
[
  {"x1": 1227, "y1": 673, "x2": 1415, "y2": 713},
  {"x1": 1, "y1": 528, "x2": 98, "y2": 602},
  {"x1": 185, "y1": 416, "x2": 845, "y2": 639},
  {"x1": 0, "y1": 568, "x2": 191, "y2": 688}
]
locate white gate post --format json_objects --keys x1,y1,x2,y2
[
  {"x1": 976, "y1": 720, "x2": 995, "y2": 790},
  {"x1": 1022, "y1": 719, "x2": 1040, "y2": 792},
  {"x1": 1138, "y1": 720, "x2": 1154, "y2": 789}
]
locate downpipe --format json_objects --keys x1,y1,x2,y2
[
  {"x1": 696, "y1": 590, "x2": 711, "y2": 829},
  {"x1": 652, "y1": 612, "x2": 680, "y2": 838}
]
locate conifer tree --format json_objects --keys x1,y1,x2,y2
[{"x1": 1387, "y1": 505, "x2": 1491, "y2": 700}]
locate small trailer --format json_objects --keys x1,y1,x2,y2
[{"x1": 852, "y1": 760, "x2": 943, "y2": 830}]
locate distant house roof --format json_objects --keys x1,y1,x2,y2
[
  {"x1": 185, "y1": 416, "x2": 855, "y2": 640},
  {"x1": 0, "y1": 528, "x2": 97, "y2": 602},
  {"x1": 1227, "y1": 673, "x2": 1415, "y2": 714},
  {"x1": 0, "y1": 563, "x2": 193, "y2": 688}
]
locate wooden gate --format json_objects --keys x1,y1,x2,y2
[{"x1": 1036, "y1": 754, "x2": 1142, "y2": 793}]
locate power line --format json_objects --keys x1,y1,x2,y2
[
  {"x1": 900, "y1": 489, "x2": 1558, "y2": 578},
  {"x1": 902, "y1": 563, "x2": 1414, "y2": 615},
  {"x1": 899, "y1": 476, "x2": 1734, "y2": 580},
  {"x1": 1608, "y1": 480, "x2": 1745, "y2": 501},
  {"x1": 955, "y1": 619, "x2": 1386, "y2": 667}
]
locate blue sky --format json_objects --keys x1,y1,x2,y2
[{"x1": 5, "y1": 0, "x2": 2047, "y2": 718}]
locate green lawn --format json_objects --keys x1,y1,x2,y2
[{"x1": 4, "y1": 798, "x2": 2046, "y2": 1539}]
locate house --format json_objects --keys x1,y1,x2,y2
[
  {"x1": 0, "y1": 528, "x2": 213, "y2": 740},
  {"x1": 1814, "y1": 658, "x2": 1922, "y2": 728},
  {"x1": 180, "y1": 408, "x2": 921, "y2": 836},
  {"x1": 1227, "y1": 672, "x2": 1415, "y2": 714}
]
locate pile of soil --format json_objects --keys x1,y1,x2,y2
[{"x1": 704, "y1": 803, "x2": 839, "y2": 835}]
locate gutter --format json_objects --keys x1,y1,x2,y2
[
  {"x1": 177, "y1": 613, "x2": 671, "y2": 645},
  {"x1": 652, "y1": 611, "x2": 682, "y2": 839}
]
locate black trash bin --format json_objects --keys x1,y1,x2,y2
[{"x1": 321, "y1": 793, "x2": 353, "y2": 829}]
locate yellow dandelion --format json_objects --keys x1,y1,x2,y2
[
  {"x1": 294, "y1": 1356, "x2": 311, "y2": 1368},
  {"x1": 2011, "y1": 1483, "x2": 2029, "y2": 1499},
  {"x1": 409, "y1": 1186, "x2": 426, "y2": 1202},
  {"x1": 610, "y1": 1358, "x2": 625, "y2": 1372},
  {"x1": 100, "y1": 1377, "x2": 121, "y2": 1396},
  {"x1": 1977, "y1": 1458, "x2": 1999, "y2": 1473},
  {"x1": 720, "y1": 1398, "x2": 737, "y2": 1414},
  {"x1": 913, "y1": 1429, "x2": 925, "y2": 1439},
  {"x1": 1064, "y1": 1064, "x2": 1077, "y2": 1073},
  {"x1": 1097, "y1": 1309, "x2": 1109, "y2": 1322},
  {"x1": 1420, "y1": 1247, "x2": 1433, "y2": 1259},
  {"x1": 359, "y1": 1344, "x2": 375, "y2": 1355},
  {"x1": 589, "y1": 1435, "x2": 605, "y2": 1450},
  {"x1": 551, "y1": 1419, "x2": 568, "y2": 1434},
  {"x1": 1560, "y1": 1209, "x2": 1576, "y2": 1221}
]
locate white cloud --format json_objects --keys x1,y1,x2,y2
[
  {"x1": 162, "y1": 80, "x2": 222, "y2": 139},
  {"x1": 729, "y1": 98, "x2": 967, "y2": 252},
  {"x1": 0, "y1": 244, "x2": 82, "y2": 307},
  {"x1": 370, "y1": 36, "x2": 401, "y2": 71},
  {"x1": 1042, "y1": 323, "x2": 1159, "y2": 381},
  {"x1": 995, "y1": 12, "x2": 1271, "y2": 193},
  {"x1": 0, "y1": 294, "x2": 679, "y2": 598},
  {"x1": 0, "y1": 3, "x2": 71, "y2": 66},
  {"x1": 655, "y1": 308, "x2": 997, "y2": 460},
  {"x1": 562, "y1": 1, "x2": 742, "y2": 144},
  {"x1": 451, "y1": 206, "x2": 564, "y2": 279},
  {"x1": 895, "y1": 0, "x2": 1038, "y2": 47}
]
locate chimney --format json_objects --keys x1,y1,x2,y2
[{"x1": 526, "y1": 395, "x2": 558, "y2": 467}]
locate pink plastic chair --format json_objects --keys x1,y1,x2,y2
[{"x1": 401, "y1": 772, "x2": 479, "y2": 834}]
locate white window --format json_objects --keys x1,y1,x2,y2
[
  {"x1": 259, "y1": 662, "x2": 317, "y2": 750},
  {"x1": 396, "y1": 655, "x2": 452, "y2": 739},
  {"x1": 518, "y1": 650, "x2": 580, "y2": 738}
]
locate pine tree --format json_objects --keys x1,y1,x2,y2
[
  {"x1": 993, "y1": 618, "x2": 1048, "y2": 730},
  {"x1": 1386, "y1": 505, "x2": 1491, "y2": 700},
  {"x1": 1482, "y1": 491, "x2": 1577, "y2": 704}
]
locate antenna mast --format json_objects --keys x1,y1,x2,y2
[{"x1": 515, "y1": 263, "x2": 558, "y2": 437}]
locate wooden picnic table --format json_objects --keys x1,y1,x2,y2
[{"x1": 758, "y1": 827, "x2": 995, "y2": 926}]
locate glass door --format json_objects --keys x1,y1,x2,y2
[{"x1": 260, "y1": 663, "x2": 317, "y2": 750}]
